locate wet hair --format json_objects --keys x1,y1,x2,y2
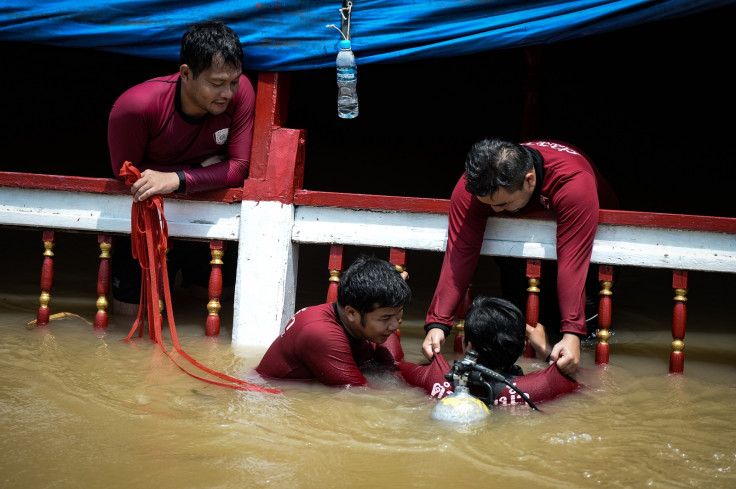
[
  {"x1": 464, "y1": 296, "x2": 526, "y2": 371},
  {"x1": 464, "y1": 138, "x2": 535, "y2": 197},
  {"x1": 337, "y1": 255, "x2": 411, "y2": 315},
  {"x1": 180, "y1": 21, "x2": 243, "y2": 78}
]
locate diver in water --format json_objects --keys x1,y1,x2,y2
[{"x1": 398, "y1": 296, "x2": 581, "y2": 407}]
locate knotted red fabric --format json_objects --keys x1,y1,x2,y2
[{"x1": 119, "y1": 161, "x2": 279, "y2": 393}]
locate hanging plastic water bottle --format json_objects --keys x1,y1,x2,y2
[{"x1": 336, "y1": 39, "x2": 358, "y2": 119}]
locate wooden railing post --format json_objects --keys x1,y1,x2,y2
[
  {"x1": 454, "y1": 285, "x2": 472, "y2": 353},
  {"x1": 389, "y1": 247, "x2": 407, "y2": 338},
  {"x1": 37, "y1": 230, "x2": 56, "y2": 326},
  {"x1": 595, "y1": 265, "x2": 614, "y2": 365},
  {"x1": 524, "y1": 259, "x2": 542, "y2": 357},
  {"x1": 389, "y1": 247, "x2": 406, "y2": 275},
  {"x1": 94, "y1": 235, "x2": 113, "y2": 328},
  {"x1": 670, "y1": 269, "x2": 688, "y2": 374},
  {"x1": 205, "y1": 240, "x2": 224, "y2": 336},
  {"x1": 326, "y1": 244, "x2": 344, "y2": 303}
]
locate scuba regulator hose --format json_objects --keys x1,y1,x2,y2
[
  {"x1": 468, "y1": 362, "x2": 539, "y2": 411},
  {"x1": 431, "y1": 350, "x2": 541, "y2": 423},
  {"x1": 448, "y1": 350, "x2": 540, "y2": 411}
]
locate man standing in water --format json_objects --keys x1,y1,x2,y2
[
  {"x1": 422, "y1": 138, "x2": 618, "y2": 375},
  {"x1": 256, "y1": 255, "x2": 411, "y2": 386},
  {"x1": 107, "y1": 21, "x2": 255, "y2": 314}
]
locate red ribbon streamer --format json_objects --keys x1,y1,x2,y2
[{"x1": 119, "y1": 161, "x2": 279, "y2": 393}]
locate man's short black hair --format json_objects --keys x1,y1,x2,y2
[
  {"x1": 464, "y1": 296, "x2": 526, "y2": 371},
  {"x1": 337, "y1": 255, "x2": 411, "y2": 315},
  {"x1": 464, "y1": 138, "x2": 535, "y2": 197},
  {"x1": 180, "y1": 21, "x2": 243, "y2": 78}
]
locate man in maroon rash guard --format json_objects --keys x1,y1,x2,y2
[
  {"x1": 256, "y1": 256, "x2": 411, "y2": 386},
  {"x1": 423, "y1": 139, "x2": 618, "y2": 375},
  {"x1": 107, "y1": 21, "x2": 255, "y2": 313}
]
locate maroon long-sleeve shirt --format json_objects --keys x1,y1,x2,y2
[
  {"x1": 108, "y1": 74, "x2": 255, "y2": 193},
  {"x1": 256, "y1": 303, "x2": 402, "y2": 386},
  {"x1": 426, "y1": 141, "x2": 618, "y2": 337}
]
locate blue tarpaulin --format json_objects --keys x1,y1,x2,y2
[{"x1": 0, "y1": 1, "x2": 732, "y2": 70}]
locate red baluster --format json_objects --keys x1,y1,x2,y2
[
  {"x1": 524, "y1": 259, "x2": 542, "y2": 357},
  {"x1": 94, "y1": 235, "x2": 113, "y2": 328},
  {"x1": 152, "y1": 243, "x2": 168, "y2": 340},
  {"x1": 326, "y1": 244, "x2": 344, "y2": 303},
  {"x1": 389, "y1": 248, "x2": 406, "y2": 275},
  {"x1": 205, "y1": 240, "x2": 224, "y2": 336},
  {"x1": 454, "y1": 285, "x2": 471, "y2": 353},
  {"x1": 595, "y1": 265, "x2": 614, "y2": 365},
  {"x1": 670, "y1": 269, "x2": 688, "y2": 374},
  {"x1": 37, "y1": 231, "x2": 56, "y2": 326},
  {"x1": 389, "y1": 248, "x2": 407, "y2": 339}
]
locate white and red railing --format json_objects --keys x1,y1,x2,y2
[{"x1": 1, "y1": 72, "x2": 735, "y2": 374}]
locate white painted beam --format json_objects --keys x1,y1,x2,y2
[
  {"x1": 293, "y1": 206, "x2": 448, "y2": 251},
  {"x1": 591, "y1": 225, "x2": 736, "y2": 272},
  {"x1": 0, "y1": 187, "x2": 241, "y2": 240},
  {"x1": 292, "y1": 206, "x2": 736, "y2": 273}
]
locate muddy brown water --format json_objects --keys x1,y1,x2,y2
[{"x1": 1, "y1": 229, "x2": 735, "y2": 488}]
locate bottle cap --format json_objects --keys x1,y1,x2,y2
[{"x1": 338, "y1": 39, "x2": 352, "y2": 50}]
